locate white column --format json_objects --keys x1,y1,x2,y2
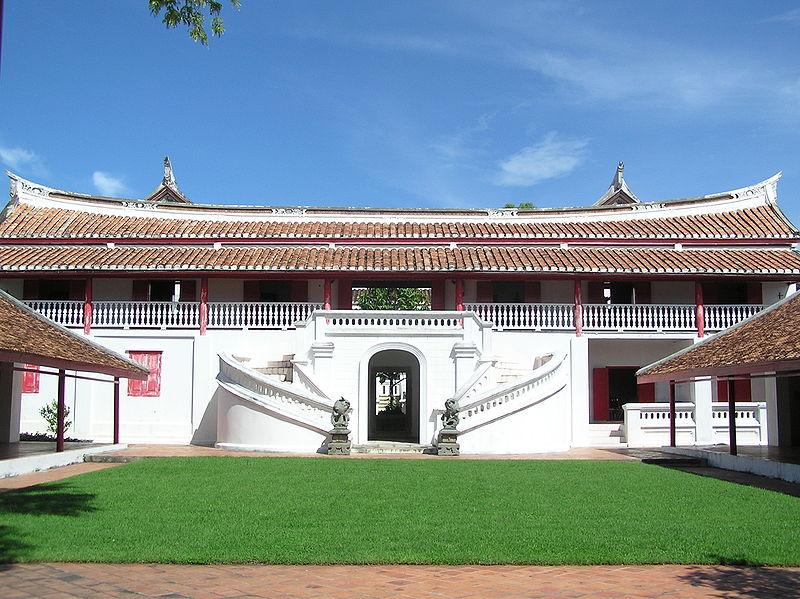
[
  {"x1": 451, "y1": 342, "x2": 480, "y2": 394},
  {"x1": 569, "y1": 336, "x2": 590, "y2": 447},
  {"x1": 762, "y1": 374, "x2": 780, "y2": 446},
  {"x1": 0, "y1": 362, "x2": 22, "y2": 444},
  {"x1": 693, "y1": 378, "x2": 713, "y2": 445}
]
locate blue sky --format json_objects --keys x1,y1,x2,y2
[{"x1": 2, "y1": 1, "x2": 800, "y2": 222}]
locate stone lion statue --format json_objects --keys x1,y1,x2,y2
[
  {"x1": 441, "y1": 397, "x2": 460, "y2": 430},
  {"x1": 331, "y1": 397, "x2": 351, "y2": 429}
]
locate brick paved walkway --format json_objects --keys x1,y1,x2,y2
[{"x1": 2, "y1": 563, "x2": 799, "y2": 598}]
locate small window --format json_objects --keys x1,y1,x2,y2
[
  {"x1": 127, "y1": 351, "x2": 162, "y2": 397},
  {"x1": 22, "y1": 364, "x2": 40, "y2": 393}
]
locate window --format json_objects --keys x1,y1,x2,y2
[
  {"x1": 127, "y1": 351, "x2": 162, "y2": 397},
  {"x1": 22, "y1": 364, "x2": 39, "y2": 393}
]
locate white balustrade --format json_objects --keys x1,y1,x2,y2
[
  {"x1": 93, "y1": 301, "x2": 199, "y2": 328},
  {"x1": 583, "y1": 303, "x2": 695, "y2": 332},
  {"x1": 704, "y1": 304, "x2": 764, "y2": 331},
  {"x1": 623, "y1": 401, "x2": 767, "y2": 448},
  {"x1": 465, "y1": 303, "x2": 573, "y2": 330},
  {"x1": 24, "y1": 300, "x2": 84, "y2": 327},
  {"x1": 208, "y1": 302, "x2": 321, "y2": 329}
]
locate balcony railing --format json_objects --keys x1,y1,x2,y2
[
  {"x1": 704, "y1": 304, "x2": 764, "y2": 331},
  {"x1": 208, "y1": 302, "x2": 322, "y2": 329},
  {"x1": 465, "y1": 303, "x2": 573, "y2": 330},
  {"x1": 583, "y1": 303, "x2": 696, "y2": 332},
  {"x1": 93, "y1": 301, "x2": 200, "y2": 329},
  {"x1": 22, "y1": 299, "x2": 765, "y2": 335}
]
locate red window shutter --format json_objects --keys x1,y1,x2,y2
[
  {"x1": 476, "y1": 282, "x2": 492, "y2": 303},
  {"x1": 734, "y1": 378, "x2": 752, "y2": 402},
  {"x1": 337, "y1": 279, "x2": 352, "y2": 310},
  {"x1": 592, "y1": 368, "x2": 610, "y2": 421},
  {"x1": 717, "y1": 379, "x2": 728, "y2": 403},
  {"x1": 22, "y1": 280, "x2": 39, "y2": 300},
  {"x1": 180, "y1": 280, "x2": 197, "y2": 302},
  {"x1": 587, "y1": 282, "x2": 604, "y2": 304},
  {"x1": 431, "y1": 280, "x2": 445, "y2": 310},
  {"x1": 524, "y1": 281, "x2": 541, "y2": 303},
  {"x1": 637, "y1": 382, "x2": 655, "y2": 403},
  {"x1": 291, "y1": 281, "x2": 308, "y2": 302},
  {"x1": 243, "y1": 281, "x2": 260, "y2": 302},
  {"x1": 746, "y1": 283, "x2": 762, "y2": 305},
  {"x1": 633, "y1": 282, "x2": 651, "y2": 305},
  {"x1": 132, "y1": 280, "x2": 149, "y2": 301},
  {"x1": 127, "y1": 351, "x2": 162, "y2": 397},
  {"x1": 22, "y1": 364, "x2": 40, "y2": 393}
]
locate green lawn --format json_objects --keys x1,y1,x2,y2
[{"x1": 1, "y1": 457, "x2": 799, "y2": 565}]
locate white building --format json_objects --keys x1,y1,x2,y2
[{"x1": 1, "y1": 161, "x2": 799, "y2": 453}]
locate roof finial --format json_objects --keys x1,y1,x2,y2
[
  {"x1": 613, "y1": 162, "x2": 624, "y2": 189},
  {"x1": 594, "y1": 161, "x2": 639, "y2": 206},
  {"x1": 163, "y1": 156, "x2": 178, "y2": 190}
]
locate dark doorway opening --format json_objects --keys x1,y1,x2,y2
[
  {"x1": 368, "y1": 350, "x2": 420, "y2": 442},
  {"x1": 607, "y1": 367, "x2": 639, "y2": 422}
]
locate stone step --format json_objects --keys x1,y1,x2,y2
[
  {"x1": 351, "y1": 442, "x2": 435, "y2": 455},
  {"x1": 84, "y1": 454, "x2": 141, "y2": 464}
]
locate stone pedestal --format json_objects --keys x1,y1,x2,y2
[
  {"x1": 437, "y1": 428, "x2": 460, "y2": 456},
  {"x1": 328, "y1": 427, "x2": 351, "y2": 455}
]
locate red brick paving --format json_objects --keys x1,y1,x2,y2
[{"x1": 1, "y1": 563, "x2": 799, "y2": 598}]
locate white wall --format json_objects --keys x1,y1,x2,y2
[
  {"x1": 209, "y1": 278, "x2": 242, "y2": 301},
  {"x1": 94, "y1": 278, "x2": 132, "y2": 301}
]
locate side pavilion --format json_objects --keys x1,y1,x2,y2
[
  {"x1": 0, "y1": 288, "x2": 148, "y2": 465},
  {"x1": 638, "y1": 291, "x2": 800, "y2": 480}
]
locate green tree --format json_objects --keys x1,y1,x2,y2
[
  {"x1": 40, "y1": 399, "x2": 71, "y2": 437},
  {"x1": 149, "y1": 0, "x2": 241, "y2": 45},
  {"x1": 503, "y1": 202, "x2": 536, "y2": 209},
  {"x1": 355, "y1": 288, "x2": 431, "y2": 311}
]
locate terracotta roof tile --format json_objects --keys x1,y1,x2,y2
[
  {"x1": 0, "y1": 203, "x2": 796, "y2": 241},
  {"x1": 639, "y1": 292, "x2": 800, "y2": 381},
  {"x1": 0, "y1": 245, "x2": 798, "y2": 275},
  {"x1": 0, "y1": 290, "x2": 148, "y2": 379}
]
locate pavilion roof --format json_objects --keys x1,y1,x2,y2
[
  {"x1": 0, "y1": 289, "x2": 149, "y2": 379},
  {"x1": 638, "y1": 291, "x2": 800, "y2": 383},
  {"x1": 1, "y1": 245, "x2": 799, "y2": 277}
]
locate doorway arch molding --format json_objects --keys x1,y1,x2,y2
[{"x1": 357, "y1": 342, "x2": 428, "y2": 445}]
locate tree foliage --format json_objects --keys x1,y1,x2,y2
[
  {"x1": 149, "y1": 0, "x2": 241, "y2": 45},
  {"x1": 40, "y1": 399, "x2": 71, "y2": 437},
  {"x1": 503, "y1": 202, "x2": 536, "y2": 209},
  {"x1": 355, "y1": 287, "x2": 431, "y2": 311}
]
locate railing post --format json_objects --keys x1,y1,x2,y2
[
  {"x1": 695, "y1": 282, "x2": 705, "y2": 338},
  {"x1": 56, "y1": 369, "x2": 66, "y2": 452},
  {"x1": 83, "y1": 278, "x2": 93, "y2": 335},
  {"x1": 199, "y1": 278, "x2": 209, "y2": 335},
  {"x1": 727, "y1": 378, "x2": 737, "y2": 455},
  {"x1": 669, "y1": 381, "x2": 676, "y2": 447},
  {"x1": 455, "y1": 279, "x2": 464, "y2": 311},
  {"x1": 323, "y1": 279, "x2": 332, "y2": 310},
  {"x1": 113, "y1": 377, "x2": 120, "y2": 444},
  {"x1": 573, "y1": 280, "x2": 583, "y2": 336}
]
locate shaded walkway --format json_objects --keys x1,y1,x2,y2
[{"x1": 2, "y1": 563, "x2": 799, "y2": 598}]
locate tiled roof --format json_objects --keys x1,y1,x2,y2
[
  {"x1": 1, "y1": 245, "x2": 799, "y2": 275},
  {"x1": 0, "y1": 203, "x2": 795, "y2": 240},
  {"x1": 638, "y1": 292, "x2": 800, "y2": 382},
  {"x1": 0, "y1": 289, "x2": 148, "y2": 379}
]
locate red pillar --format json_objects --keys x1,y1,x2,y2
[
  {"x1": 113, "y1": 377, "x2": 120, "y2": 444},
  {"x1": 728, "y1": 378, "x2": 737, "y2": 455},
  {"x1": 669, "y1": 381, "x2": 677, "y2": 447},
  {"x1": 323, "y1": 279, "x2": 332, "y2": 310},
  {"x1": 574, "y1": 280, "x2": 583, "y2": 336},
  {"x1": 455, "y1": 279, "x2": 464, "y2": 311},
  {"x1": 83, "y1": 277, "x2": 93, "y2": 335},
  {"x1": 56, "y1": 369, "x2": 66, "y2": 452},
  {"x1": 199, "y1": 277, "x2": 209, "y2": 335},
  {"x1": 695, "y1": 282, "x2": 705, "y2": 338}
]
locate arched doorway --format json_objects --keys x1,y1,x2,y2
[{"x1": 368, "y1": 349, "x2": 420, "y2": 443}]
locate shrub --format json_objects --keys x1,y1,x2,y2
[{"x1": 39, "y1": 399, "x2": 71, "y2": 436}]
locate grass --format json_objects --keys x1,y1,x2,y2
[{"x1": 1, "y1": 457, "x2": 799, "y2": 565}]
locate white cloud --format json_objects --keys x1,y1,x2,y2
[
  {"x1": 92, "y1": 171, "x2": 128, "y2": 196},
  {"x1": 496, "y1": 133, "x2": 588, "y2": 187},
  {"x1": 0, "y1": 146, "x2": 47, "y2": 176},
  {"x1": 764, "y1": 8, "x2": 800, "y2": 23}
]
